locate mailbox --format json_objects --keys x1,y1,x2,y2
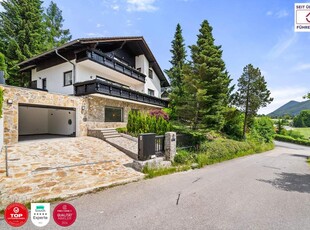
[{"x1": 138, "y1": 133, "x2": 156, "y2": 161}]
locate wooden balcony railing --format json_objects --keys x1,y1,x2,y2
[
  {"x1": 76, "y1": 50, "x2": 146, "y2": 83},
  {"x1": 74, "y1": 79, "x2": 168, "y2": 107}
]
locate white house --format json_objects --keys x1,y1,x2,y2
[{"x1": 0, "y1": 37, "x2": 170, "y2": 144}]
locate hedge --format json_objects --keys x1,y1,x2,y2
[{"x1": 274, "y1": 134, "x2": 310, "y2": 146}]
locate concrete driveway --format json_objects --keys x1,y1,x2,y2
[{"x1": 0, "y1": 137, "x2": 143, "y2": 210}]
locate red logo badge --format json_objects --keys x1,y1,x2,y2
[
  {"x1": 53, "y1": 202, "x2": 77, "y2": 227},
  {"x1": 4, "y1": 203, "x2": 28, "y2": 227}
]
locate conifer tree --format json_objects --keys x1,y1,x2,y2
[
  {"x1": 44, "y1": 1, "x2": 72, "y2": 49},
  {"x1": 182, "y1": 20, "x2": 232, "y2": 130},
  {"x1": 165, "y1": 23, "x2": 186, "y2": 120},
  {"x1": 0, "y1": 0, "x2": 47, "y2": 86},
  {"x1": 232, "y1": 64, "x2": 273, "y2": 138}
]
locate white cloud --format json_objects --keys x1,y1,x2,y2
[
  {"x1": 111, "y1": 4, "x2": 120, "y2": 11},
  {"x1": 293, "y1": 63, "x2": 310, "y2": 71},
  {"x1": 96, "y1": 23, "x2": 104, "y2": 28},
  {"x1": 266, "y1": 10, "x2": 289, "y2": 18},
  {"x1": 126, "y1": 19, "x2": 133, "y2": 26},
  {"x1": 126, "y1": 0, "x2": 158, "y2": 12},
  {"x1": 268, "y1": 31, "x2": 298, "y2": 59},
  {"x1": 275, "y1": 10, "x2": 289, "y2": 18},
  {"x1": 259, "y1": 87, "x2": 308, "y2": 114}
]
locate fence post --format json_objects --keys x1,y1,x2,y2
[{"x1": 164, "y1": 132, "x2": 177, "y2": 161}]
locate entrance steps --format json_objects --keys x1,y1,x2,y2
[{"x1": 87, "y1": 129, "x2": 138, "y2": 160}]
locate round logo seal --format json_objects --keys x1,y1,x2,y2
[
  {"x1": 4, "y1": 203, "x2": 29, "y2": 227},
  {"x1": 53, "y1": 202, "x2": 77, "y2": 227}
]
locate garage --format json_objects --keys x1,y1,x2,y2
[{"x1": 18, "y1": 104, "x2": 76, "y2": 141}]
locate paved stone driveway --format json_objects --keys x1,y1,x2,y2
[{"x1": 0, "y1": 137, "x2": 143, "y2": 210}]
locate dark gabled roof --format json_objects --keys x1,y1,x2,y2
[{"x1": 19, "y1": 36, "x2": 169, "y2": 87}]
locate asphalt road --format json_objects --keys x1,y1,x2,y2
[{"x1": 1, "y1": 141, "x2": 310, "y2": 230}]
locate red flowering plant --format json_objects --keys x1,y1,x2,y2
[{"x1": 149, "y1": 109, "x2": 169, "y2": 121}]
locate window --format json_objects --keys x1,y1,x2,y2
[
  {"x1": 148, "y1": 69, "x2": 153, "y2": 79},
  {"x1": 105, "y1": 107, "x2": 123, "y2": 122},
  {"x1": 30, "y1": 80, "x2": 37, "y2": 89},
  {"x1": 64, "y1": 71, "x2": 73, "y2": 86},
  {"x1": 148, "y1": 89, "x2": 155, "y2": 96},
  {"x1": 42, "y1": 78, "x2": 46, "y2": 90}
]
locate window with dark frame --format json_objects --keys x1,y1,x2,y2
[
  {"x1": 105, "y1": 107, "x2": 123, "y2": 122},
  {"x1": 148, "y1": 68, "x2": 153, "y2": 79},
  {"x1": 64, "y1": 71, "x2": 73, "y2": 86},
  {"x1": 148, "y1": 89, "x2": 155, "y2": 96},
  {"x1": 30, "y1": 80, "x2": 37, "y2": 89},
  {"x1": 42, "y1": 78, "x2": 46, "y2": 90}
]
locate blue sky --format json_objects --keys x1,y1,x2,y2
[{"x1": 3, "y1": 0, "x2": 310, "y2": 113}]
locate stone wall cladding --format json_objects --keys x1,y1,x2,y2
[
  {"x1": 1, "y1": 85, "x2": 88, "y2": 145},
  {"x1": 86, "y1": 96, "x2": 157, "y2": 128},
  {"x1": 1, "y1": 85, "x2": 161, "y2": 145}
]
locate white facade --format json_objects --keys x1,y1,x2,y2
[
  {"x1": 31, "y1": 62, "x2": 75, "y2": 95},
  {"x1": 135, "y1": 55, "x2": 161, "y2": 97},
  {"x1": 31, "y1": 54, "x2": 163, "y2": 98}
]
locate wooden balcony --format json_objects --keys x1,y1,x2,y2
[
  {"x1": 74, "y1": 79, "x2": 168, "y2": 107},
  {"x1": 76, "y1": 50, "x2": 146, "y2": 83}
]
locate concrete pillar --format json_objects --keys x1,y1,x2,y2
[{"x1": 164, "y1": 132, "x2": 177, "y2": 161}]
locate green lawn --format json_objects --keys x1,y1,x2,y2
[{"x1": 293, "y1": 127, "x2": 310, "y2": 139}]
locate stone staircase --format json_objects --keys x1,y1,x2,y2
[
  {"x1": 88, "y1": 128, "x2": 138, "y2": 160},
  {"x1": 100, "y1": 128, "x2": 122, "y2": 139}
]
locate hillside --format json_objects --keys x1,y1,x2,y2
[{"x1": 268, "y1": 100, "x2": 310, "y2": 117}]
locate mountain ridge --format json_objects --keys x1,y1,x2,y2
[{"x1": 268, "y1": 100, "x2": 310, "y2": 117}]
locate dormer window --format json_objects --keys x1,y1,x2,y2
[{"x1": 149, "y1": 68, "x2": 153, "y2": 79}]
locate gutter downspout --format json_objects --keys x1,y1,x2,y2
[{"x1": 55, "y1": 49, "x2": 76, "y2": 84}]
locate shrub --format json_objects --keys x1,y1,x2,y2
[
  {"x1": 274, "y1": 134, "x2": 310, "y2": 146},
  {"x1": 251, "y1": 117, "x2": 275, "y2": 143},
  {"x1": 222, "y1": 108, "x2": 244, "y2": 139},
  {"x1": 127, "y1": 110, "x2": 172, "y2": 135},
  {"x1": 149, "y1": 109, "x2": 169, "y2": 121},
  {"x1": 174, "y1": 150, "x2": 193, "y2": 164},
  {"x1": 116, "y1": 127, "x2": 127, "y2": 133}
]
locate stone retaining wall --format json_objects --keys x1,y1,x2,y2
[{"x1": 1, "y1": 85, "x2": 87, "y2": 145}]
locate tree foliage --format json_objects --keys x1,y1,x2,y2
[
  {"x1": 0, "y1": 0, "x2": 46, "y2": 86},
  {"x1": 44, "y1": 1, "x2": 72, "y2": 49},
  {"x1": 165, "y1": 23, "x2": 186, "y2": 120},
  {"x1": 0, "y1": 52, "x2": 7, "y2": 77},
  {"x1": 180, "y1": 20, "x2": 232, "y2": 130},
  {"x1": 0, "y1": 0, "x2": 71, "y2": 86},
  {"x1": 232, "y1": 64, "x2": 273, "y2": 137},
  {"x1": 293, "y1": 110, "x2": 310, "y2": 127}
]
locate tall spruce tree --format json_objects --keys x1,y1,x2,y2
[
  {"x1": 181, "y1": 20, "x2": 232, "y2": 130},
  {"x1": 0, "y1": 0, "x2": 46, "y2": 86},
  {"x1": 165, "y1": 23, "x2": 187, "y2": 120},
  {"x1": 232, "y1": 64, "x2": 273, "y2": 138},
  {"x1": 44, "y1": 1, "x2": 72, "y2": 49}
]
